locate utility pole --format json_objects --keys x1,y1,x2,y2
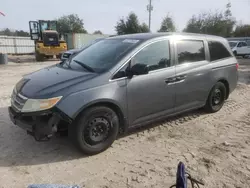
[{"x1": 147, "y1": 0, "x2": 153, "y2": 32}]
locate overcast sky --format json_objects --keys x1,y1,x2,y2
[{"x1": 1, "y1": 0, "x2": 250, "y2": 34}]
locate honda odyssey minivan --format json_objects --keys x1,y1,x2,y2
[{"x1": 9, "y1": 33, "x2": 238, "y2": 155}]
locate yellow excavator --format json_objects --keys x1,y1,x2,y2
[{"x1": 29, "y1": 20, "x2": 67, "y2": 61}]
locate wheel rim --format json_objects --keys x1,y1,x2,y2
[
  {"x1": 83, "y1": 116, "x2": 111, "y2": 145},
  {"x1": 212, "y1": 88, "x2": 223, "y2": 106}
]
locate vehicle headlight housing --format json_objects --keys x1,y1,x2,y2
[{"x1": 21, "y1": 96, "x2": 62, "y2": 112}]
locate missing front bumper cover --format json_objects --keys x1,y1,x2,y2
[{"x1": 8, "y1": 107, "x2": 70, "y2": 142}]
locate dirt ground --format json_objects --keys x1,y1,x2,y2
[{"x1": 0, "y1": 59, "x2": 250, "y2": 188}]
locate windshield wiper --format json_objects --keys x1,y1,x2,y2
[{"x1": 73, "y1": 60, "x2": 95, "y2": 73}]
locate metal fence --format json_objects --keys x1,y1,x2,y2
[
  {"x1": 0, "y1": 33, "x2": 110, "y2": 54},
  {"x1": 64, "y1": 33, "x2": 110, "y2": 49},
  {"x1": 0, "y1": 35, "x2": 34, "y2": 54}
]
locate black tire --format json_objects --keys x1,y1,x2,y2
[
  {"x1": 70, "y1": 106, "x2": 119, "y2": 155},
  {"x1": 35, "y1": 52, "x2": 44, "y2": 62},
  {"x1": 233, "y1": 51, "x2": 237, "y2": 56},
  {"x1": 204, "y1": 82, "x2": 227, "y2": 113}
]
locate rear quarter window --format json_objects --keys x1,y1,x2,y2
[{"x1": 208, "y1": 41, "x2": 232, "y2": 61}]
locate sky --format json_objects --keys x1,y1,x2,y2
[{"x1": 1, "y1": 0, "x2": 250, "y2": 34}]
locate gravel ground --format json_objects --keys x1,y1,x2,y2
[{"x1": 0, "y1": 59, "x2": 250, "y2": 188}]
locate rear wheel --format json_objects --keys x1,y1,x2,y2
[
  {"x1": 70, "y1": 106, "x2": 119, "y2": 155},
  {"x1": 204, "y1": 82, "x2": 226, "y2": 113}
]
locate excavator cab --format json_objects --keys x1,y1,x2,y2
[{"x1": 29, "y1": 20, "x2": 67, "y2": 61}]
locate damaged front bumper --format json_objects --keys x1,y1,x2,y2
[{"x1": 8, "y1": 106, "x2": 72, "y2": 141}]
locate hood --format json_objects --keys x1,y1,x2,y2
[{"x1": 19, "y1": 64, "x2": 97, "y2": 98}]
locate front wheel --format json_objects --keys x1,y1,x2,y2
[
  {"x1": 204, "y1": 82, "x2": 226, "y2": 113},
  {"x1": 70, "y1": 106, "x2": 119, "y2": 155},
  {"x1": 35, "y1": 52, "x2": 44, "y2": 62}
]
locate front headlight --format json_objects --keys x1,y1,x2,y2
[{"x1": 21, "y1": 96, "x2": 62, "y2": 112}]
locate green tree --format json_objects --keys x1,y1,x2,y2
[
  {"x1": 183, "y1": 3, "x2": 235, "y2": 37},
  {"x1": 93, "y1": 30, "x2": 103, "y2": 35},
  {"x1": 115, "y1": 12, "x2": 149, "y2": 35},
  {"x1": 234, "y1": 24, "x2": 250, "y2": 37},
  {"x1": 0, "y1": 28, "x2": 12, "y2": 36},
  {"x1": 140, "y1": 23, "x2": 150, "y2": 33},
  {"x1": 158, "y1": 15, "x2": 176, "y2": 32},
  {"x1": 57, "y1": 14, "x2": 87, "y2": 34},
  {"x1": 16, "y1": 30, "x2": 29, "y2": 37},
  {"x1": 0, "y1": 28, "x2": 29, "y2": 36}
]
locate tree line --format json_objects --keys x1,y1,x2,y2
[
  {"x1": 116, "y1": 2, "x2": 250, "y2": 37},
  {"x1": 0, "y1": 28, "x2": 30, "y2": 37},
  {"x1": 1, "y1": 2, "x2": 249, "y2": 37}
]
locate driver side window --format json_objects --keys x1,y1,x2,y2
[
  {"x1": 237, "y1": 42, "x2": 242, "y2": 47},
  {"x1": 131, "y1": 40, "x2": 171, "y2": 72}
]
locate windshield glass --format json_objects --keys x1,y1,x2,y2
[
  {"x1": 79, "y1": 38, "x2": 103, "y2": 50},
  {"x1": 229, "y1": 41, "x2": 237, "y2": 48},
  {"x1": 64, "y1": 38, "x2": 141, "y2": 73}
]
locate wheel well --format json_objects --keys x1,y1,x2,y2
[
  {"x1": 218, "y1": 79, "x2": 230, "y2": 99},
  {"x1": 76, "y1": 102, "x2": 126, "y2": 134}
]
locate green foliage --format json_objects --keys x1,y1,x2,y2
[
  {"x1": 183, "y1": 3, "x2": 236, "y2": 37},
  {"x1": 140, "y1": 23, "x2": 150, "y2": 33},
  {"x1": 115, "y1": 12, "x2": 149, "y2": 35},
  {"x1": 93, "y1": 30, "x2": 103, "y2": 35},
  {"x1": 158, "y1": 15, "x2": 176, "y2": 32},
  {"x1": 234, "y1": 24, "x2": 250, "y2": 37},
  {"x1": 0, "y1": 28, "x2": 29, "y2": 36},
  {"x1": 57, "y1": 14, "x2": 87, "y2": 34}
]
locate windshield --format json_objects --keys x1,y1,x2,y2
[
  {"x1": 229, "y1": 41, "x2": 237, "y2": 48},
  {"x1": 64, "y1": 38, "x2": 141, "y2": 73},
  {"x1": 79, "y1": 38, "x2": 103, "y2": 50}
]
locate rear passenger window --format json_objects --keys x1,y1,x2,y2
[
  {"x1": 176, "y1": 40, "x2": 205, "y2": 64},
  {"x1": 208, "y1": 41, "x2": 232, "y2": 61}
]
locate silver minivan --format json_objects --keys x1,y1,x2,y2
[{"x1": 9, "y1": 33, "x2": 238, "y2": 155}]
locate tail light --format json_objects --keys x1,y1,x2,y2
[{"x1": 236, "y1": 63, "x2": 239, "y2": 70}]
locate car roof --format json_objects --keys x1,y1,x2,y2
[{"x1": 107, "y1": 32, "x2": 225, "y2": 41}]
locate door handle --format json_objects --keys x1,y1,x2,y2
[
  {"x1": 165, "y1": 77, "x2": 176, "y2": 84},
  {"x1": 165, "y1": 75, "x2": 186, "y2": 85},
  {"x1": 175, "y1": 75, "x2": 186, "y2": 81}
]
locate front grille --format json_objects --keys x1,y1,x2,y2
[{"x1": 11, "y1": 89, "x2": 27, "y2": 111}]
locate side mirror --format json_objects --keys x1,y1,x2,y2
[{"x1": 128, "y1": 63, "x2": 149, "y2": 77}]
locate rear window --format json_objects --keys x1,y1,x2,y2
[{"x1": 208, "y1": 41, "x2": 232, "y2": 61}]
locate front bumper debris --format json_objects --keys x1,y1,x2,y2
[{"x1": 8, "y1": 106, "x2": 71, "y2": 141}]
